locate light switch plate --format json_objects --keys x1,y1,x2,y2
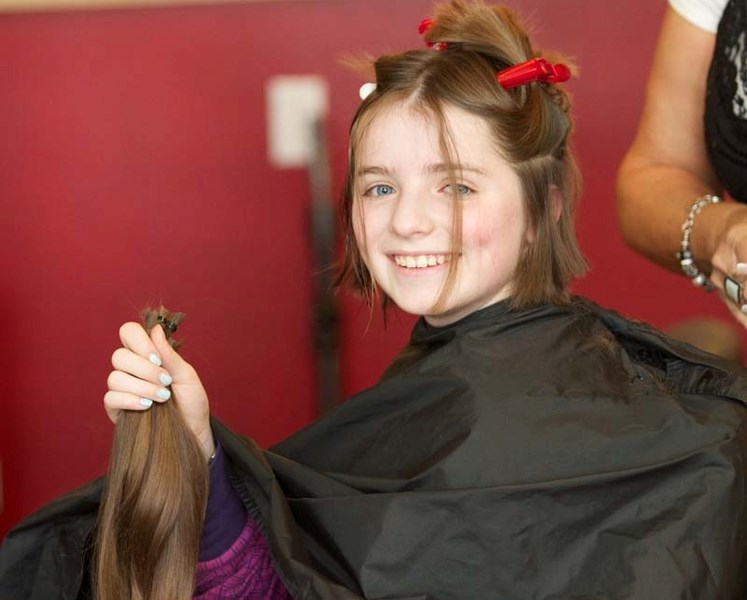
[{"x1": 266, "y1": 75, "x2": 329, "y2": 168}]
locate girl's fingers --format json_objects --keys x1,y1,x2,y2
[
  {"x1": 103, "y1": 390, "x2": 158, "y2": 422},
  {"x1": 106, "y1": 370, "x2": 172, "y2": 403},
  {"x1": 119, "y1": 321, "x2": 163, "y2": 367},
  {"x1": 111, "y1": 347, "x2": 173, "y2": 388}
]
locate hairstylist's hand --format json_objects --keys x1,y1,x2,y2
[
  {"x1": 104, "y1": 322, "x2": 215, "y2": 461},
  {"x1": 708, "y1": 205, "x2": 747, "y2": 330}
]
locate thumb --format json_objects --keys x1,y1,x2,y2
[{"x1": 150, "y1": 324, "x2": 193, "y2": 382}]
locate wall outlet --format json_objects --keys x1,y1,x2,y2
[{"x1": 266, "y1": 75, "x2": 328, "y2": 168}]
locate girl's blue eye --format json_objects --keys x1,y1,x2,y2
[
  {"x1": 443, "y1": 183, "x2": 473, "y2": 197},
  {"x1": 367, "y1": 184, "x2": 395, "y2": 197}
]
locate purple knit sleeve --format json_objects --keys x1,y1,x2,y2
[
  {"x1": 199, "y1": 442, "x2": 249, "y2": 561},
  {"x1": 195, "y1": 441, "x2": 292, "y2": 599},
  {"x1": 194, "y1": 517, "x2": 293, "y2": 599}
]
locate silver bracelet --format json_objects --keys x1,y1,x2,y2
[{"x1": 677, "y1": 194, "x2": 722, "y2": 292}]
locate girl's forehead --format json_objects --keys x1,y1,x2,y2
[{"x1": 357, "y1": 102, "x2": 500, "y2": 167}]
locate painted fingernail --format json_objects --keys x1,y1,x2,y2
[
  {"x1": 149, "y1": 353, "x2": 162, "y2": 367},
  {"x1": 139, "y1": 398, "x2": 153, "y2": 408},
  {"x1": 156, "y1": 388, "x2": 171, "y2": 400},
  {"x1": 737, "y1": 263, "x2": 747, "y2": 275},
  {"x1": 741, "y1": 304, "x2": 747, "y2": 314},
  {"x1": 159, "y1": 372, "x2": 173, "y2": 386}
]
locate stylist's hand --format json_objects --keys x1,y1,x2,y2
[
  {"x1": 708, "y1": 205, "x2": 747, "y2": 329},
  {"x1": 105, "y1": 322, "x2": 215, "y2": 460}
]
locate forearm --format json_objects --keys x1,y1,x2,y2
[
  {"x1": 614, "y1": 6, "x2": 741, "y2": 277},
  {"x1": 616, "y1": 155, "x2": 729, "y2": 275}
]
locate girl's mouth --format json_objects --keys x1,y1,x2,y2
[{"x1": 393, "y1": 254, "x2": 449, "y2": 269}]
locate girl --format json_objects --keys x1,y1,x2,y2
[{"x1": 2, "y1": 1, "x2": 746, "y2": 598}]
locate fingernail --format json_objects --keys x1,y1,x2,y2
[
  {"x1": 156, "y1": 388, "x2": 171, "y2": 400},
  {"x1": 159, "y1": 372, "x2": 173, "y2": 386},
  {"x1": 149, "y1": 353, "x2": 162, "y2": 367},
  {"x1": 741, "y1": 304, "x2": 747, "y2": 314},
  {"x1": 737, "y1": 263, "x2": 747, "y2": 275},
  {"x1": 139, "y1": 398, "x2": 153, "y2": 408}
]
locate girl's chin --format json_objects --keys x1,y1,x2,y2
[{"x1": 386, "y1": 296, "x2": 444, "y2": 318}]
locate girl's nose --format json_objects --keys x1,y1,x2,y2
[{"x1": 389, "y1": 191, "x2": 435, "y2": 238}]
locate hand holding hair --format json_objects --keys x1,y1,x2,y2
[{"x1": 105, "y1": 311, "x2": 214, "y2": 461}]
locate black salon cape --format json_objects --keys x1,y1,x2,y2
[{"x1": 2, "y1": 298, "x2": 747, "y2": 599}]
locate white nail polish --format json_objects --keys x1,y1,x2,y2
[
  {"x1": 149, "y1": 353, "x2": 162, "y2": 367},
  {"x1": 737, "y1": 263, "x2": 747, "y2": 275},
  {"x1": 159, "y1": 372, "x2": 173, "y2": 386},
  {"x1": 139, "y1": 398, "x2": 153, "y2": 408},
  {"x1": 156, "y1": 388, "x2": 171, "y2": 400}
]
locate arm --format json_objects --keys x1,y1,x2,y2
[
  {"x1": 199, "y1": 442, "x2": 249, "y2": 562},
  {"x1": 194, "y1": 445, "x2": 291, "y2": 598},
  {"x1": 617, "y1": 6, "x2": 718, "y2": 270},
  {"x1": 617, "y1": 6, "x2": 747, "y2": 326},
  {"x1": 616, "y1": 7, "x2": 747, "y2": 276}
]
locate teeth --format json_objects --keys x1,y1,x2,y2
[{"x1": 394, "y1": 255, "x2": 448, "y2": 269}]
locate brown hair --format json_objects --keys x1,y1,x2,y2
[
  {"x1": 94, "y1": 307, "x2": 208, "y2": 600},
  {"x1": 337, "y1": 0, "x2": 587, "y2": 311}
]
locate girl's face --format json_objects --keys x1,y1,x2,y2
[{"x1": 354, "y1": 102, "x2": 528, "y2": 326}]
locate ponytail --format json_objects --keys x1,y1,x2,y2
[{"x1": 95, "y1": 306, "x2": 208, "y2": 600}]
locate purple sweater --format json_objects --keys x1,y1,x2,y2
[{"x1": 195, "y1": 443, "x2": 291, "y2": 599}]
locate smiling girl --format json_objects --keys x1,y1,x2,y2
[{"x1": 2, "y1": 1, "x2": 747, "y2": 599}]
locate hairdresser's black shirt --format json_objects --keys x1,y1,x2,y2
[
  {"x1": 705, "y1": 0, "x2": 747, "y2": 201},
  {"x1": 2, "y1": 298, "x2": 747, "y2": 599}
]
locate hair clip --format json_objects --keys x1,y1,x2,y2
[
  {"x1": 359, "y1": 82, "x2": 377, "y2": 100},
  {"x1": 418, "y1": 18, "x2": 433, "y2": 36},
  {"x1": 497, "y1": 58, "x2": 570, "y2": 89},
  {"x1": 418, "y1": 17, "x2": 447, "y2": 51}
]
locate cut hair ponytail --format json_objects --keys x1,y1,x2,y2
[{"x1": 95, "y1": 306, "x2": 208, "y2": 600}]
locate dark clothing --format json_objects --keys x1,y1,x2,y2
[
  {"x1": 705, "y1": 0, "x2": 747, "y2": 202},
  {"x1": 200, "y1": 442, "x2": 249, "y2": 562},
  {"x1": 2, "y1": 298, "x2": 747, "y2": 599}
]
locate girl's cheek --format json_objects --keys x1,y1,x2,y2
[{"x1": 463, "y1": 214, "x2": 493, "y2": 247}]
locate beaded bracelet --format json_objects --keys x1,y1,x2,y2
[{"x1": 677, "y1": 194, "x2": 722, "y2": 292}]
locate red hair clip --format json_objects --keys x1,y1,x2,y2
[
  {"x1": 497, "y1": 58, "x2": 570, "y2": 89},
  {"x1": 418, "y1": 18, "x2": 447, "y2": 51},
  {"x1": 418, "y1": 18, "x2": 433, "y2": 36}
]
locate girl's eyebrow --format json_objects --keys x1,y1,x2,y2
[
  {"x1": 358, "y1": 166, "x2": 392, "y2": 176},
  {"x1": 424, "y1": 162, "x2": 486, "y2": 176},
  {"x1": 358, "y1": 163, "x2": 486, "y2": 176}
]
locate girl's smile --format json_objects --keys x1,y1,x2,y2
[{"x1": 392, "y1": 253, "x2": 451, "y2": 268}]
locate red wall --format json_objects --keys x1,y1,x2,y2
[{"x1": 0, "y1": 0, "x2": 736, "y2": 538}]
